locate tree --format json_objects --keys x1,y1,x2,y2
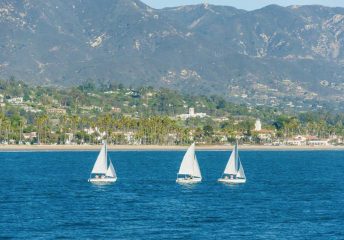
[{"x1": 203, "y1": 125, "x2": 214, "y2": 137}]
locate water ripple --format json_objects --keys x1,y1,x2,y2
[{"x1": 0, "y1": 151, "x2": 343, "y2": 239}]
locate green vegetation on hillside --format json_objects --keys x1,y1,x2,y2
[{"x1": 1, "y1": 79, "x2": 344, "y2": 145}]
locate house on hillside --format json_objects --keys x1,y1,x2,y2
[
  {"x1": 47, "y1": 108, "x2": 66, "y2": 115},
  {"x1": 177, "y1": 108, "x2": 207, "y2": 120},
  {"x1": 251, "y1": 119, "x2": 275, "y2": 142},
  {"x1": 111, "y1": 107, "x2": 122, "y2": 113},
  {"x1": 7, "y1": 97, "x2": 23, "y2": 105}
]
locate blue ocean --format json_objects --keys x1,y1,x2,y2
[{"x1": 0, "y1": 150, "x2": 344, "y2": 239}]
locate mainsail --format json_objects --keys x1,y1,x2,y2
[
  {"x1": 223, "y1": 144, "x2": 239, "y2": 175},
  {"x1": 91, "y1": 144, "x2": 107, "y2": 174},
  {"x1": 178, "y1": 143, "x2": 195, "y2": 175},
  {"x1": 178, "y1": 143, "x2": 201, "y2": 177}
]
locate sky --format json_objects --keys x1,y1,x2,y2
[{"x1": 141, "y1": 0, "x2": 344, "y2": 10}]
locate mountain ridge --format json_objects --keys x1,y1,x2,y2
[{"x1": 1, "y1": 0, "x2": 344, "y2": 109}]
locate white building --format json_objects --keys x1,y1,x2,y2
[
  {"x1": 189, "y1": 107, "x2": 195, "y2": 115},
  {"x1": 8, "y1": 97, "x2": 23, "y2": 105},
  {"x1": 65, "y1": 133, "x2": 74, "y2": 145},
  {"x1": 294, "y1": 135, "x2": 307, "y2": 142},
  {"x1": 22, "y1": 132, "x2": 37, "y2": 140},
  {"x1": 308, "y1": 140, "x2": 329, "y2": 146},
  {"x1": 23, "y1": 106, "x2": 42, "y2": 113},
  {"x1": 84, "y1": 127, "x2": 106, "y2": 138},
  {"x1": 255, "y1": 119, "x2": 262, "y2": 131},
  {"x1": 285, "y1": 139, "x2": 303, "y2": 146},
  {"x1": 178, "y1": 108, "x2": 207, "y2": 120}
]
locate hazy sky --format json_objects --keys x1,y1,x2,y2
[{"x1": 141, "y1": 0, "x2": 344, "y2": 10}]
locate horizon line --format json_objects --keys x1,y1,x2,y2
[{"x1": 141, "y1": 1, "x2": 344, "y2": 11}]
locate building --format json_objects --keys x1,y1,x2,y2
[
  {"x1": 80, "y1": 106, "x2": 103, "y2": 112},
  {"x1": 111, "y1": 107, "x2": 122, "y2": 113},
  {"x1": 125, "y1": 90, "x2": 140, "y2": 98},
  {"x1": 177, "y1": 108, "x2": 207, "y2": 120},
  {"x1": 65, "y1": 133, "x2": 74, "y2": 145},
  {"x1": 294, "y1": 135, "x2": 307, "y2": 142},
  {"x1": 47, "y1": 108, "x2": 67, "y2": 115},
  {"x1": 285, "y1": 139, "x2": 303, "y2": 146},
  {"x1": 7, "y1": 97, "x2": 23, "y2": 105},
  {"x1": 257, "y1": 130, "x2": 274, "y2": 141},
  {"x1": 145, "y1": 92, "x2": 154, "y2": 97},
  {"x1": 308, "y1": 140, "x2": 329, "y2": 146},
  {"x1": 22, "y1": 132, "x2": 37, "y2": 140},
  {"x1": 213, "y1": 117, "x2": 229, "y2": 122},
  {"x1": 23, "y1": 106, "x2": 42, "y2": 113},
  {"x1": 189, "y1": 107, "x2": 195, "y2": 115},
  {"x1": 84, "y1": 127, "x2": 106, "y2": 139},
  {"x1": 255, "y1": 119, "x2": 262, "y2": 131}
]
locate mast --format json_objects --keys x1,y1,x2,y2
[
  {"x1": 105, "y1": 140, "x2": 108, "y2": 168},
  {"x1": 235, "y1": 142, "x2": 239, "y2": 171},
  {"x1": 192, "y1": 151, "x2": 195, "y2": 176}
]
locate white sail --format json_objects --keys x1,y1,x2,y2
[
  {"x1": 223, "y1": 144, "x2": 239, "y2": 175},
  {"x1": 236, "y1": 161, "x2": 246, "y2": 179},
  {"x1": 91, "y1": 143, "x2": 107, "y2": 174},
  {"x1": 106, "y1": 160, "x2": 117, "y2": 178},
  {"x1": 178, "y1": 143, "x2": 195, "y2": 175},
  {"x1": 193, "y1": 155, "x2": 202, "y2": 178}
]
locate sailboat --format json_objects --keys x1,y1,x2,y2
[
  {"x1": 218, "y1": 142, "x2": 246, "y2": 184},
  {"x1": 88, "y1": 141, "x2": 117, "y2": 183},
  {"x1": 176, "y1": 143, "x2": 202, "y2": 183}
]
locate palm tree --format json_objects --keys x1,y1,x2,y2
[
  {"x1": 19, "y1": 117, "x2": 26, "y2": 143},
  {"x1": 36, "y1": 115, "x2": 48, "y2": 144},
  {"x1": 70, "y1": 115, "x2": 80, "y2": 143}
]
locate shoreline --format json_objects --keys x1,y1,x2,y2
[{"x1": 1, "y1": 144, "x2": 344, "y2": 152}]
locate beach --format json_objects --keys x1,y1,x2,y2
[{"x1": 0, "y1": 144, "x2": 344, "y2": 151}]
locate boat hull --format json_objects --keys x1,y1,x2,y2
[
  {"x1": 88, "y1": 178, "x2": 117, "y2": 184},
  {"x1": 176, "y1": 178, "x2": 202, "y2": 184},
  {"x1": 218, "y1": 178, "x2": 246, "y2": 184}
]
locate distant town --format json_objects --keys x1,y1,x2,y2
[{"x1": 0, "y1": 78, "x2": 343, "y2": 147}]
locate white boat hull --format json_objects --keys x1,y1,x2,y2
[
  {"x1": 88, "y1": 178, "x2": 117, "y2": 184},
  {"x1": 176, "y1": 178, "x2": 202, "y2": 184},
  {"x1": 218, "y1": 178, "x2": 246, "y2": 184}
]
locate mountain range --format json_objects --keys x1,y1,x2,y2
[{"x1": 1, "y1": 0, "x2": 344, "y2": 108}]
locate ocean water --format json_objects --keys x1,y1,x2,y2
[{"x1": 0, "y1": 150, "x2": 344, "y2": 239}]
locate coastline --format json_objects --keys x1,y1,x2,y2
[{"x1": 1, "y1": 144, "x2": 344, "y2": 152}]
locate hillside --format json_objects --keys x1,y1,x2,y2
[
  {"x1": 1, "y1": 78, "x2": 344, "y2": 146},
  {"x1": 1, "y1": 1, "x2": 344, "y2": 109}
]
